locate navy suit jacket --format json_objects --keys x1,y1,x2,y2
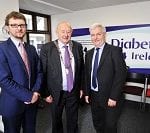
[{"x1": 0, "y1": 38, "x2": 43, "y2": 117}]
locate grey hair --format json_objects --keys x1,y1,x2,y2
[
  {"x1": 56, "y1": 21, "x2": 72, "y2": 32},
  {"x1": 89, "y1": 23, "x2": 106, "y2": 33}
]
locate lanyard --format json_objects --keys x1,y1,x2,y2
[{"x1": 54, "y1": 40, "x2": 73, "y2": 69}]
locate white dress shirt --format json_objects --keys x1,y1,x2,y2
[{"x1": 58, "y1": 40, "x2": 75, "y2": 91}]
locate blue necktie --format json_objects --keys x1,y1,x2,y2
[{"x1": 92, "y1": 48, "x2": 100, "y2": 89}]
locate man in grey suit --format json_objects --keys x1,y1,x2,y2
[
  {"x1": 40, "y1": 21, "x2": 84, "y2": 133},
  {"x1": 84, "y1": 23, "x2": 127, "y2": 133}
]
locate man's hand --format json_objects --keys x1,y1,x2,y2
[
  {"x1": 85, "y1": 96, "x2": 90, "y2": 104},
  {"x1": 107, "y1": 98, "x2": 117, "y2": 107},
  {"x1": 80, "y1": 90, "x2": 83, "y2": 99},
  {"x1": 45, "y1": 95, "x2": 53, "y2": 104},
  {"x1": 31, "y1": 92, "x2": 40, "y2": 103},
  {"x1": 24, "y1": 92, "x2": 40, "y2": 104}
]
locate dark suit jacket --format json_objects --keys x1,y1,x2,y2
[
  {"x1": 85, "y1": 43, "x2": 127, "y2": 107},
  {"x1": 40, "y1": 40, "x2": 84, "y2": 104},
  {"x1": 0, "y1": 38, "x2": 43, "y2": 117}
]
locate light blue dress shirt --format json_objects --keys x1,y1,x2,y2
[{"x1": 91, "y1": 43, "x2": 105, "y2": 91}]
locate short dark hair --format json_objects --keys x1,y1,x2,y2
[{"x1": 5, "y1": 11, "x2": 26, "y2": 26}]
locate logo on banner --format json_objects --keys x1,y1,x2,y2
[{"x1": 72, "y1": 24, "x2": 150, "y2": 73}]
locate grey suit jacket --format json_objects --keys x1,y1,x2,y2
[
  {"x1": 40, "y1": 40, "x2": 84, "y2": 104},
  {"x1": 85, "y1": 43, "x2": 127, "y2": 107}
]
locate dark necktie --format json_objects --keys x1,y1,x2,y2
[
  {"x1": 92, "y1": 48, "x2": 100, "y2": 89},
  {"x1": 64, "y1": 46, "x2": 73, "y2": 92},
  {"x1": 19, "y1": 43, "x2": 30, "y2": 76}
]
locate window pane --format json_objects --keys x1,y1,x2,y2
[
  {"x1": 36, "y1": 16, "x2": 48, "y2": 31},
  {"x1": 23, "y1": 14, "x2": 32, "y2": 30},
  {"x1": 29, "y1": 34, "x2": 50, "y2": 55}
]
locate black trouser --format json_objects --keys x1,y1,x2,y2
[
  {"x1": 91, "y1": 92, "x2": 123, "y2": 133},
  {"x1": 51, "y1": 91, "x2": 79, "y2": 133}
]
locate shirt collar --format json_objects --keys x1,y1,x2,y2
[
  {"x1": 58, "y1": 40, "x2": 69, "y2": 49},
  {"x1": 10, "y1": 36, "x2": 24, "y2": 47},
  {"x1": 95, "y1": 43, "x2": 105, "y2": 51}
]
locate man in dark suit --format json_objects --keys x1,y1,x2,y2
[
  {"x1": 84, "y1": 23, "x2": 127, "y2": 133},
  {"x1": 0, "y1": 11, "x2": 43, "y2": 133},
  {"x1": 40, "y1": 21, "x2": 84, "y2": 133}
]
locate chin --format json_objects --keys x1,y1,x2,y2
[
  {"x1": 63, "y1": 40, "x2": 69, "y2": 44},
  {"x1": 16, "y1": 36, "x2": 24, "y2": 40},
  {"x1": 95, "y1": 43, "x2": 100, "y2": 46}
]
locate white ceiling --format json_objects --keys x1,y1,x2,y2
[{"x1": 19, "y1": 0, "x2": 149, "y2": 15}]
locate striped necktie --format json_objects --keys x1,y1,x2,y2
[{"x1": 92, "y1": 48, "x2": 100, "y2": 89}]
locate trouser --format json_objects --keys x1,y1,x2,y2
[
  {"x1": 51, "y1": 91, "x2": 79, "y2": 133},
  {"x1": 2, "y1": 104, "x2": 37, "y2": 133},
  {"x1": 90, "y1": 92, "x2": 123, "y2": 133}
]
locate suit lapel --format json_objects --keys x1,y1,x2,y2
[
  {"x1": 7, "y1": 39, "x2": 30, "y2": 75},
  {"x1": 53, "y1": 43, "x2": 61, "y2": 69},
  {"x1": 52, "y1": 41, "x2": 63, "y2": 79},
  {"x1": 72, "y1": 41, "x2": 76, "y2": 65},
  {"x1": 99, "y1": 44, "x2": 110, "y2": 69},
  {"x1": 69, "y1": 41, "x2": 78, "y2": 72},
  {"x1": 88, "y1": 45, "x2": 109, "y2": 72},
  {"x1": 7, "y1": 38, "x2": 25, "y2": 66},
  {"x1": 88, "y1": 48, "x2": 95, "y2": 73},
  {"x1": 24, "y1": 43, "x2": 32, "y2": 75}
]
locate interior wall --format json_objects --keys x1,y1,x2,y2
[
  {"x1": 51, "y1": 1, "x2": 150, "y2": 40},
  {"x1": 0, "y1": 0, "x2": 19, "y2": 41}
]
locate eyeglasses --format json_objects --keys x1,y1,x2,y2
[{"x1": 8, "y1": 24, "x2": 27, "y2": 28}]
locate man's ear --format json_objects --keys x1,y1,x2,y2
[{"x1": 5, "y1": 26, "x2": 9, "y2": 34}]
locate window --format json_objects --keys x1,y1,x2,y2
[
  {"x1": 20, "y1": 9, "x2": 51, "y2": 54},
  {"x1": 29, "y1": 33, "x2": 50, "y2": 55},
  {"x1": 23, "y1": 14, "x2": 32, "y2": 30},
  {"x1": 36, "y1": 16, "x2": 48, "y2": 31}
]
